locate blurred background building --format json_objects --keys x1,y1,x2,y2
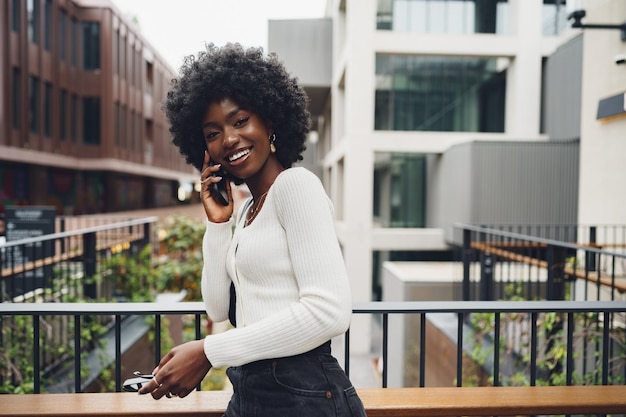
[{"x1": 0, "y1": 0, "x2": 196, "y2": 215}]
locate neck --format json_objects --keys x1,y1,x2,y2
[{"x1": 246, "y1": 158, "x2": 285, "y2": 200}]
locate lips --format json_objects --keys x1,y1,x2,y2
[{"x1": 227, "y1": 147, "x2": 251, "y2": 165}]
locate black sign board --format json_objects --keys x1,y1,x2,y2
[{"x1": 4, "y1": 206, "x2": 56, "y2": 299}]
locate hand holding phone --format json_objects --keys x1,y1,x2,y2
[{"x1": 209, "y1": 160, "x2": 229, "y2": 206}]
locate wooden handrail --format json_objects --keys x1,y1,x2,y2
[
  {"x1": 471, "y1": 242, "x2": 626, "y2": 292},
  {"x1": 1, "y1": 386, "x2": 626, "y2": 416}
]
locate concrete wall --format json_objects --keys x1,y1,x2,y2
[
  {"x1": 578, "y1": 0, "x2": 626, "y2": 227},
  {"x1": 438, "y1": 140, "x2": 580, "y2": 244},
  {"x1": 543, "y1": 35, "x2": 583, "y2": 140}
]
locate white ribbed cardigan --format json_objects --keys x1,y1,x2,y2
[{"x1": 201, "y1": 167, "x2": 352, "y2": 368}]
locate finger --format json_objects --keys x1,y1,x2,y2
[
  {"x1": 149, "y1": 383, "x2": 170, "y2": 400},
  {"x1": 202, "y1": 150, "x2": 210, "y2": 170},
  {"x1": 137, "y1": 372, "x2": 162, "y2": 395},
  {"x1": 138, "y1": 378, "x2": 160, "y2": 395},
  {"x1": 200, "y1": 164, "x2": 222, "y2": 185},
  {"x1": 178, "y1": 388, "x2": 193, "y2": 398}
]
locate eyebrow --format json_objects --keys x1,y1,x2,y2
[{"x1": 202, "y1": 107, "x2": 243, "y2": 129}]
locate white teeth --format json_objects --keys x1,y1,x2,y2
[{"x1": 229, "y1": 149, "x2": 250, "y2": 162}]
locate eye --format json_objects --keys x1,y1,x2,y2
[
  {"x1": 204, "y1": 131, "x2": 219, "y2": 141},
  {"x1": 234, "y1": 116, "x2": 249, "y2": 127}
]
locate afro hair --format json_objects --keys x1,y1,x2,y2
[{"x1": 164, "y1": 43, "x2": 311, "y2": 179}]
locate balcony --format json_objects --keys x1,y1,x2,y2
[{"x1": 1, "y1": 217, "x2": 625, "y2": 415}]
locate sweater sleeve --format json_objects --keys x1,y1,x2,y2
[
  {"x1": 202, "y1": 168, "x2": 352, "y2": 367},
  {"x1": 201, "y1": 217, "x2": 234, "y2": 323}
]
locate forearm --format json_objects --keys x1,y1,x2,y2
[{"x1": 201, "y1": 218, "x2": 234, "y2": 322}]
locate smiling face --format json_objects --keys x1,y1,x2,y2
[{"x1": 202, "y1": 97, "x2": 281, "y2": 185}]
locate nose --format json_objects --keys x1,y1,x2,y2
[{"x1": 223, "y1": 128, "x2": 239, "y2": 147}]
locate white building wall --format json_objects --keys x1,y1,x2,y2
[
  {"x1": 323, "y1": 0, "x2": 598, "y2": 356},
  {"x1": 578, "y1": 0, "x2": 626, "y2": 227}
]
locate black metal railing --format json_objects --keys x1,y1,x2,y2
[
  {"x1": 457, "y1": 224, "x2": 626, "y2": 302},
  {"x1": 0, "y1": 217, "x2": 158, "y2": 302},
  {"x1": 0, "y1": 300, "x2": 624, "y2": 393}
]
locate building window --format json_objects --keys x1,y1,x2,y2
[
  {"x1": 130, "y1": 110, "x2": 135, "y2": 150},
  {"x1": 82, "y1": 21, "x2": 100, "y2": 70},
  {"x1": 129, "y1": 44, "x2": 135, "y2": 86},
  {"x1": 59, "y1": 9, "x2": 67, "y2": 60},
  {"x1": 113, "y1": 29, "x2": 119, "y2": 75},
  {"x1": 71, "y1": 94, "x2": 78, "y2": 143},
  {"x1": 121, "y1": 105, "x2": 127, "y2": 147},
  {"x1": 376, "y1": 0, "x2": 509, "y2": 35},
  {"x1": 135, "y1": 49, "x2": 142, "y2": 88},
  {"x1": 12, "y1": 0, "x2": 21, "y2": 32},
  {"x1": 373, "y1": 153, "x2": 426, "y2": 228},
  {"x1": 12, "y1": 68, "x2": 21, "y2": 129},
  {"x1": 375, "y1": 54, "x2": 505, "y2": 132},
  {"x1": 71, "y1": 17, "x2": 78, "y2": 66},
  {"x1": 60, "y1": 89, "x2": 67, "y2": 140},
  {"x1": 83, "y1": 97, "x2": 100, "y2": 145},
  {"x1": 44, "y1": 0, "x2": 51, "y2": 51},
  {"x1": 29, "y1": 76, "x2": 40, "y2": 134},
  {"x1": 120, "y1": 34, "x2": 126, "y2": 80},
  {"x1": 146, "y1": 60, "x2": 153, "y2": 95},
  {"x1": 44, "y1": 82, "x2": 53, "y2": 137},
  {"x1": 27, "y1": 0, "x2": 40, "y2": 44},
  {"x1": 114, "y1": 102, "x2": 119, "y2": 146},
  {"x1": 135, "y1": 111, "x2": 142, "y2": 152},
  {"x1": 542, "y1": 0, "x2": 569, "y2": 36}
]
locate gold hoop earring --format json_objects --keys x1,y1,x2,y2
[{"x1": 269, "y1": 133, "x2": 277, "y2": 153}]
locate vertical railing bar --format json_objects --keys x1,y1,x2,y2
[
  {"x1": 115, "y1": 314, "x2": 122, "y2": 392},
  {"x1": 419, "y1": 313, "x2": 426, "y2": 387},
  {"x1": 196, "y1": 314, "x2": 202, "y2": 391},
  {"x1": 530, "y1": 312, "x2": 538, "y2": 386},
  {"x1": 566, "y1": 311, "x2": 574, "y2": 386},
  {"x1": 155, "y1": 314, "x2": 161, "y2": 368},
  {"x1": 602, "y1": 311, "x2": 610, "y2": 385},
  {"x1": 610, "y1": 256, "x2": 616, "y2": 301},
  {"x1": 457, "y1": 312, "x2": 463, "y2": 387},
  {"x1": 596, "y1": 253, "x2": 602, "y2": 302},
  {"x1": 493, "y1": 313, "x2": 500, "y2": 387},
  {"x1": 195, "y1": 314, "x2": 201, "y2": 340},
  {"x1": 74, "y1": 314, "x2": 81, "y2": 393},
  {"x1": 344, "y1": 327, "x2": 350, "y2": 379},
  {"x1": 33, "y1": 314, "x2": 41, "y2": 393},
  {"x1": 462, "y1": 228, "x2": 471, "y2": 301},
  {"x1": 382, "y1": 313, "x2": 389, "y2": 388}
]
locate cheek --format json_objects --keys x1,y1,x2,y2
[{"x1": 205, "y1": 142, "x2": 219, "y2": 160}]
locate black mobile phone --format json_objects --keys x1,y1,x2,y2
[
  {"x1": 122, "y1": 371, "x2": 154, "y2": 392},
  {"x1": 209, "y1": 160, "x2": 229, "y2": 206}
]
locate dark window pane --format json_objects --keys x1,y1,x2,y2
[
  {"x1": 71, "y1": 94, "x2": 78, "y2": 143},
  {"x1": 12, "y1": 68, "x2": 21, "y2": 129},
  {"x1": 82, "y1": 21, "x2": 100, "y2": 70},
  {"x1": 375, "y1": 54, "x2": 505, "y2": 132},
  {"x1": 60, "y1": 89, "x2": 67, "y2": 140},
  {"x1": 71, "y1": 18, "x2": 78, "y2": 66},
  {"x1": 44, "y1": 82, "x2": 52, "y2": 137},
  {"x1": 27, "y1": 0, "x2": 39, "y2": 44},
  {"x1": 44, "y1": 0, "x2": 51, "y2": 50},
  {"x1": 376, "y1": 0, "x2": 509, "y2": 35},
  {"x1": 12, "y1": 0, "x2": 21, "y2": 32},
  {"x1": 83, "y1": 97, "x2": 100, "y2": 145},
  {"x1": 29, "y1": 76, "x2": 40, "y2": 133},
  {"x1": 59, "y1": 9, "x2": 67, "y2": 60}
]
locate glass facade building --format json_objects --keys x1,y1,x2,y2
[{"x1": 375, "y1": 55, "x2": 506, "y2": 132}]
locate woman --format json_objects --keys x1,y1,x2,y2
[{"x1": 139, "y1": 43, "x2": 366, "y2": 417}]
